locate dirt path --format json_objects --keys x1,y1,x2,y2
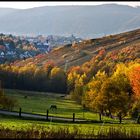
[{"x1": 0, "y1": 109, "x2": 88, "y2": 122}]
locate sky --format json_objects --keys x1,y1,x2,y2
[{"x1": 0, "y1": 2, "x2": 140, "y2": 9}]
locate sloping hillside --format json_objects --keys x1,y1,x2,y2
[{"x1": 12, "y1": 28, "x2": 140, "y2": 69}]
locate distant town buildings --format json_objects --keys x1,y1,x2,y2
[{"x1": 0, "y1": 33, "x2": 82, "y2": 63}]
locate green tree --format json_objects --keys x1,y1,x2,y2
[{"x1": 101, "y1": 79, "x2": 130, "y2": 123}]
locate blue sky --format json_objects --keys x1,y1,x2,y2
[{"x1": 0, "y1": 2, "x2": 140, "y2": 9}]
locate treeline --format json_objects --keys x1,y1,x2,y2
[
  {"x1": 67, "y1": 45, "x2": 140, "y2": 123},
  {"x1": 0, "y1": 62, "x2": 67, "y2": 93}
]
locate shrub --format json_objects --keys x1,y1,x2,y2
[{"x1": 0, "y1": 96, "x2": 18, "y2": 111}]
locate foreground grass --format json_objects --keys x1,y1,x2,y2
[
  {"x1": 1, "y1": 125, "x2": 140, "y2": 139},
  {"x1": 0, "y1": 114, "x2": 140, "y2": 135},
  {"x1": 0, "y1": 114, "x2": 140, "y2": 139}
]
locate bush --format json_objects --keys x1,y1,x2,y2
[
  {"x1": 0, "y1": 96, "x2": 18, "y2": 111},
  {"x1": 131, "y1": 108, "x2": 139, "y2": 119}
]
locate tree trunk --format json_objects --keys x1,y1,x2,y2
[
  {"x1": 137, "y1": 115, "x2": 140, "y2": 124},
  {"x1": 119, "y1": 113, "x2": 122, "y2": 124},
  {"x1": 99, "y1": 113, "x2": 102, "y2": 121},
  {"x1": 108, "y1": 109, "x2": 113, "y2": 118}
]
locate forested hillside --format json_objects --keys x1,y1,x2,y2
[
  {"x1": 12, "y1": 28, "x2": 140, "y2": 68},
  {"x1": 67, "y1": 42, "x2": 140, "y2": 123},
  {"x1": 0, "y1": 28, "x2": 139, "y2": 95}
]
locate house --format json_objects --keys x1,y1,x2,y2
[
  {"x1": 19, "y1": 54, "x2": 25, "y2": 59},
  {"x1": 0, "y1": 45, "x2": 6, "y2": 51},
  {"x1": 4, "y1": 43, "x2": 10, "y2": 50},
  {"x1": 37, "y1": 42, "x2": 42, "y2": 46},
  {"x1": 0, "y1": 51, "x2": 5, "y2": 58},
  {"x1": 6, "y1": 51, "x2": 16, "y2": 56},
  {"x1": 47, "y1": 46, "x2": 51, "y2": 52},
  {"x1": 43, "y1": 42, "x2": 49, "y2": 47}
]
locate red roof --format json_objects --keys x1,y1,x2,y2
[{"x1": 0, "y1": 45, "x2": 5, "y2": 51}]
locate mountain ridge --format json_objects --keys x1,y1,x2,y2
[{"x1": 0, "y1": 4, "x2": 140, "y2": 38}]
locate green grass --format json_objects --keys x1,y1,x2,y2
[
  {"x1": 0, "y1": 114, "x2": 140, "y2": 136},
  {"x1": 4, "y1": 89, "x2": 114, "y2": 122},
  {"x1": 5, "y1": 89, "x2": 83, "y2": 118},
  {"x1": 1, "y1": 89, "x2": 140, "y2": 137}
]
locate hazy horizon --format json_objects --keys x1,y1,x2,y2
[
  {"x1": 0, "y1": 2, "x2": 140, "y2": 9},
  {"x1": 0, "y1": 2, "x2": 140, "y2": 38}
]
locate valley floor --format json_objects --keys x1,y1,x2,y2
[{"x1": 0, "y1": 89, "x2": 140, "y2": 138}]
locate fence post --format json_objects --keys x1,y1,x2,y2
[
  {"x1": 46, "y1": 109, "x2": 49, "y2": 120},
  {"x1": 73, "y1": 113, "x2": 75, "y2": 122},
  {"x1": 137, "y1": 115, "x2": 140, "y2": 124},
  {"x1": 19, "y1": 107, "x2": 21, "y2": 118}
]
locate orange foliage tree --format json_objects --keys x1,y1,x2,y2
[{"x1": 129, "y1": 66, "x2": 140, "y2": 99}]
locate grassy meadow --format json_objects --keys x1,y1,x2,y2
[
  {"x1": 3, "y1": 89, "x2": 114, "y2": 121},
  {"x1": 1, "y1": 89, "x2": 140, "y2": 138}
]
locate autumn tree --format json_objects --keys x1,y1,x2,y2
[
  {"x1": 82, "y1": 71, "x2": 108, "y2": 121},
  {"x1": 128, "y1": 64, "x2": 140, "y2": 120},
  {"x1": 83, "y1": 64, "x2": 133, "y2": 123},
  {"x1": 129, "y1": 65, "x2": 140, "y2": 99},
  {"x1": 50, "y1": 67, "x2": 67, "y2": 93},
  {"x1": 67, "y1": 66, "x2": 83, "y2": 93},
  {"x1": 71, "y1": 73, "x2": 87, "y2": 103},
  {"x1": 100, "y1": 79, "x2": 130, "y2": 123},
  {"x1": 108, "y1": 63, "x2": 132, "y2": 123}
]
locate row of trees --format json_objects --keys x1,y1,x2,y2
[
  {"x1": 85, "y1": 63, "x2": 140, "y2": 122},
  {"x1": 0, "y1": 62, "x2": 67, "y2": 93},
  {"x1": 68, "y1": 62, "x2": 140, "y2": 123},
  {"x1": 67, "y1": 46, "x2": 140, "y2": 123}
]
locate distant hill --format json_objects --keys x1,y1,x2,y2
[
  {"x1": 0, "y1": 4, "x2": 140, "y2": 38},
  {"x1": 12, "y1": 28, "x2": 140, "y2": 69},
  {"x1": 0, "y1": 8, "x2": 18, "y2": 17}
]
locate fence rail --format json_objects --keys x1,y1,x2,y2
[{"x1": 0, "y1": 108, "x2": 89, "y2": 123}]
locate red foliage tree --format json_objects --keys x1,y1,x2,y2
[
  {"x1": 129, "y1": 66, "x2": 140, "y2": 99},
  {"x1": 98, "y1": 48, "x2": 106, "y2": 56}
]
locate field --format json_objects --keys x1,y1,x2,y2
[
  {"x1": 3, "y1": 89, "x2": 114, "y2": 121},
  {"x1": 1, "y1": 89, "x2": 140, "y2": 138}
]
